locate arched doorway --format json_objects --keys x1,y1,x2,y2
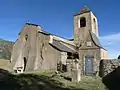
[{"x1": 23, "y1": 57, "x2": 27, "y2": 71}]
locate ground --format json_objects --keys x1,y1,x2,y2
[
  {"x1": 0, "y1": 69, "x2": 107, "y2": 90},
  {"x1": 0, "y1": 59, "x2": 10, "y2": 68}
]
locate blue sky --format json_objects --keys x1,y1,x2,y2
[{"x1": 0, "y1": 0, "x2": 120, "y2": 58}]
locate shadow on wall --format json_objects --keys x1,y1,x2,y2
[
  {"x1": 102, "y1": 66, "x2": 120, "y2": 90},
  {"x1": 0, "y1": 68, "x2": 85, "y2": 90}
]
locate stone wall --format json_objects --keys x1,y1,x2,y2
[
  {"x1": 99, "y1": 59, "x2": 120, "y2": 77},
  {"x1": 37, "y1": 32, "x2": 61, "y2": 71}
]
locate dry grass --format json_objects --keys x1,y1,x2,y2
[{"x1": 0, "y1": 59, "x2": 10, "y2": 67}]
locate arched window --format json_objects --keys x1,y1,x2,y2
[{"x1": 80, "y1": 17, "x2": 86, "y2": 27}]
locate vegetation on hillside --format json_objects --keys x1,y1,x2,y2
[{"x1": 0, "y1": 38, "x2": 14, "y2": 60}]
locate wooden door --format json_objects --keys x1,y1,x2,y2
[{"x1": 85, "y1": 56, "x2": 94, "y2": 75}]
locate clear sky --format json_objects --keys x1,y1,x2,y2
[{"x1": 0, "y1": 0, "x2": 120, "y2": 58}]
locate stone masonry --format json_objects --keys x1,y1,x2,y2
[{"x1": 99, "y1": 59, "x2": 120, "y2": 77}]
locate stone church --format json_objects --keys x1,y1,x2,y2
[{"x1": 10, "y1": 6, "x2": 108, "y2": 75}]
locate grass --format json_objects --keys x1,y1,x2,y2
[
  {"x1": 50, "y1": 73, "x2": 107, "y2": 90},
  {"x1": 0, "y1": 69, "x2": 107, "y2": 90}
]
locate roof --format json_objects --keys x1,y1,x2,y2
[
  {"x1": 50, "y1": 40, "x2": 76, "y2": 53},
  {"x1": 68, "y1": 39, "x2": 74, "y2": 41},
  {"x1": 25, "y1": 23, "x2": 39, "y2": 27},
  {"x1": 38, "y1": 30, "x2": 51, "y2": 35},
  {"x1": 23, "y1": 23, "x2": 73, "y2": 42},
  {"x1": 90, "y1": 31, "x2": 107, "y2": 50},
  {"x1": 38, "y1": 30, "x2": 74, "y2": 42},
  {"x1": 74, "y1": 6, "x2": 91, "y2": 16}
]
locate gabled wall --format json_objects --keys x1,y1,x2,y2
[
  {"x1": 11, "y1": 24, "x2": 39, "y2": 72},
  {"x1": 11, "y1": 24, "x2": 62, "y2": 73}
]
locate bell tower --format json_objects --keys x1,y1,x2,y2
[{"x1": 74, "y1": 6, "x2": 99, "y2": 46}]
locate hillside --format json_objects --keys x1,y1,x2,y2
[{"x1": 0, "y1": 38, "x2": 14, "y2": 60}]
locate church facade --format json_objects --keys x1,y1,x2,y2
[{"x1": 10, "y1": 7, "x2": 108, "y2": 75}]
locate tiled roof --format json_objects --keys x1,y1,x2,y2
[
  {"x1": 38, "y1": 30, "x2": 74, "y2": 42},
  {"x1": 90, "y1": 31, "x2": 107, "y2": 50},
  {"x1": 50, "y1": 40, "x2": 76, "y2": 53}
]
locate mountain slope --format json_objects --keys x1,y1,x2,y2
[{"x1": 0, "y1": 38, "x2": 14, "y2": 60}]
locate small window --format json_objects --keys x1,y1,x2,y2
[
  {"x1": 80, "y1": 17, "x2": 86, "y2": 27},
  {"x1": 93, "y1": 18, "x2": 96, "y2": 30},
  {"x1": 93, "y1": 18, "x2": 95, "y2": 22},
  {"x1": 87, "y1": 41, "x2": 92, "y2": 47},
  {"x1": 25, "y1": 34, "x2": 28, "y2": 41}
]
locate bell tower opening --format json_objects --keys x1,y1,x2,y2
[{"x1": 80, "y1": 17, "x2": 86, "y2": 27}]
